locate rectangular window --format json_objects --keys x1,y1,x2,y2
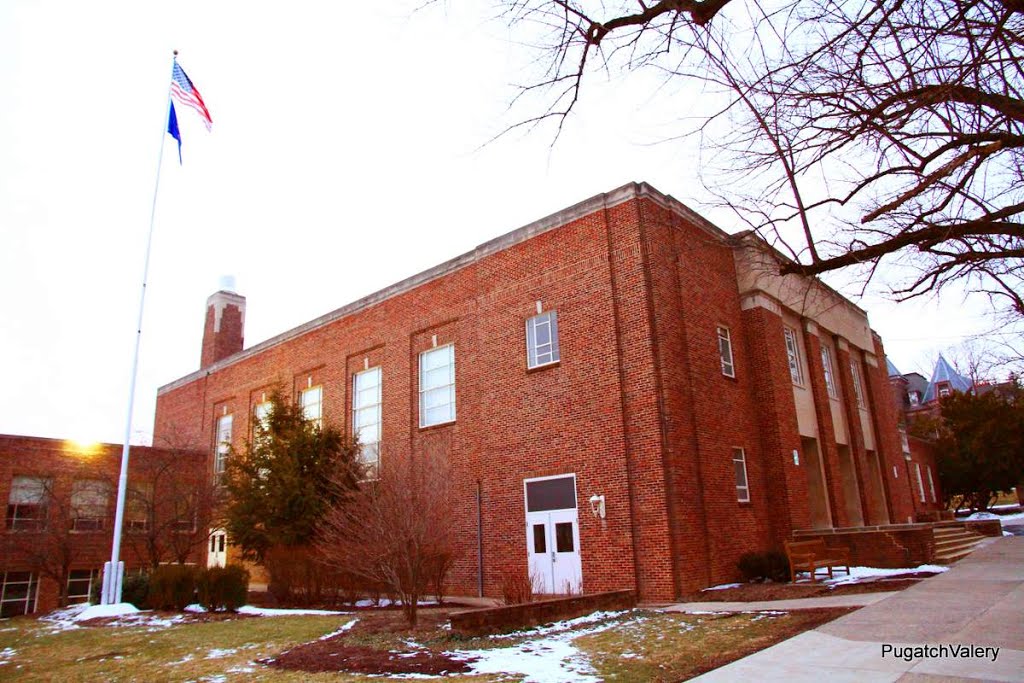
[
  {"x1": 0, "y1": 571, "x2": 39, "y2": 618},
  {"x1": 125, "y1": 482, "x2": 152, "y2": 533},
  {"x1": 353, "y1": 366, "x2": 382, "y2": 478},
  {"x1": 783, "y1": 327, "x2": 804, "y2": 385},
  {"x1": 300, "y1": 386, "x2": 323, "y2": 428},
  {"x1": 6, "y1": 476, "x2": 50, "y2": 531},
  {"x1": 419, "y1": 344, "x2": 455, "y2": 427},
  {"x1": 850, "y1": 360, "x2": 866, "y2": 408},
  {"x1": 733, "y1": 448, "x2": 750, "y2": 502},
  {"x1": 526, "y1": 311, "x2": 560, "y2": 369},
  {"x1": 67, "y1": 569, "x2": 98, "y2": 605},
  {"x1": 252, "y1": 400, "x2": 272, "y2": 440},
  {"x1": 70, "y1": 479, "x2": 111, "y2": 531},
  {"x1": 214, "y1": 414, "x2": 233, "y2": 475},
  {"x1": 927, "y1": 466, "x2": 937, "y2": 503},
  {"x1": 821, "y1": 346, "x2": 838, "y2": 399},
  {"x1": 717, "y1": 326, "x2": 735, "y2": 378},
  {"x1": 914, "y1": 463, "x2": 926, "y2": 503}
]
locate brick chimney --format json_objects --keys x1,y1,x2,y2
[{"x1": 201, "y1": 277, "x2": 246, "y2": 369}]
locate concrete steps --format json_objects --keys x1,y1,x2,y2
[{"x1": 933, "y1": 525, "x2": 986, "y2": 563}]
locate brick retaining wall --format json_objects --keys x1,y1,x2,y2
[{"x1": 449, "y1": 590, "x2": 636, "y2": 635}]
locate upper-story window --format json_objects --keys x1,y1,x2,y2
[
  {"x1": 733, "y1": 447, "x2": 750, "y2": 503},
  {"x1": 937, "y1": 383, "x2": 951, "y2": 398},
  {"x1": 908, "y1": 390, "x2": 921, "y2": 406},
  {"x1": 214, "y1": 414, "x2": 233, "y2": 475},
  {"x1": 821, "y1": 346, "x2": 838, "y2": 399},
  {"x1": 353, "y1": 367, "x2": 382, "y2": 478},
  {"x1": 6, "y1": 476, "x2": 50, "y2": 531},
  {"x1": 253, "y1": 399, "x2": 272, "y2": 440},
  {"x1": 70, "y1": 479, "x2": 111, "y2": 532},
  {"x1": 300, "y1": 385, "x2": 323, "y2": 428},
  {"x1": 849, "y1": 359, "x2": 866, "y2": 408},
  {"x1": 420, "y1": 344, "x2": 455, "y2": 427},
  {"x1": 526, "y1": 311, "x2": 560, "y2": 369},
  {"x1": 783, "y1": 326, "x2": 804, "y2": 386},
  {"x1": 126, "y1": 482, "x2": 152, "y2": 532},
  {"x1": 717, "y1": 326, "x2": 735, "y2": 378}
]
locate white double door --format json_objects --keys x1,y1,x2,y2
[
  {"x1": 526, "y1": 508, "x2": 582, "y2": 595},
  {"x1": 207, "y1": 529, "x2": 228, "y2": 568}
]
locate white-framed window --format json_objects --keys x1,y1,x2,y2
[
  {"x1": 733, "y1": 447, "x2": 750, "y2": 503},
  {"x1": 783, "y1": 326, "x2": 804, "y2": 385},
  {"x1": 252, "y1": 399, "x2": 272, "y2": 440},
  {"x1": 938, "y1": 383, "x2": 951, "y2": 398},
  {"x1": 526, "y1": 311, "x2": 560, "y2": 369},
  {"x1": 6, "y1": 476, "x2": 50, "y2": 531},
  {"x1": 849, "y1": 360, "x2": 866, "y2": 408},
  {"x1": 67, "y1": 569, "x2": 99, "y2": 605},
  {"x1": 914, "y1": 463, "x2": 926, "y2": 503},
  {"x1": 0, "y1": 571, "x2": 39, "y2": 618},
  {"x1": 420, "y1": 344, "x2": 456, "y2": 427},
  {"x1": 125, "y1": 482, "x2": 152, "y2": 533},
  {"x1": 927, "y1": 466, "x2": 937, "y2": 503},
  {"x1": 717, "y1": 326, "x2": 735, "y2": 378},
  {"x1": 821, "y1": 346, "x2": 838, "y2": 399},
  {"x1": 70, "y1": 479, "x2": 111, "y2": 532},
  {"x1": 214, "y1": 414, "x2": 233, "y2": 475},
  {"x1": 908, "y1": 390, "x2": 921, "y2": 406},
  {"x1": 900, "y1": 429, "x2": 911, "y2": 455},
  {"x1": 353, "y1": 366, "x2": 382, "y2": 479},
  {"x1": 300, "y1": 385, "x2": 323, "y2": 428}
]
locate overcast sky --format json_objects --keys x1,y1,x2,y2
[{"x1": 0, "y1": 1, "x2": 998, "y2": 445}]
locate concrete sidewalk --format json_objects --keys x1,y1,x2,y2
[
  {"x1": 692, "y1": 537, "x2": 1024, "y2": 682},
  {"x1": 663, "y1": 591, "x2": 895, "y2": 613}
]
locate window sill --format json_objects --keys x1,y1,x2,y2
[
  {"x1": 527, "y1": 360, "x2": 560, "y2": 374},
  {"x1": 419, "y1": 419, "x2": 456, "y2": 432},
  {"x1": 737, "y1": 500, "x2": 753, "y2": 507}
]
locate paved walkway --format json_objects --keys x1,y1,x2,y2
[{"x1": 690, "y1": 537, "x2": 1024, "y2": 682}]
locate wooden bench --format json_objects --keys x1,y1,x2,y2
[{"x1": 784, "y1": 539, "x2": 851, "y2": 583}]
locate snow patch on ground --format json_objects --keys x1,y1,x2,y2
[
  {"x1": 353, "y1": 599, "x2": 438, "y2": 608},
  {"x1": 815, "y1": 564, "x2": 948, "y2": 586},
  {"x1": 205, "y1": 648, "x2": 237, "y2": 659},
  {"x1": 0, "y1": 648, "x2": 16, "y2": 665},
  {"x1": 450, "y1": 613, "x2": 632, "y2": 683},
  {"x1": 236, "y1": 605, "x2": 349, "y2": 617},
  {"x1": 184, "y1": 604, "x2": 207, "y2": 613},
  {"x1": 74, "y1": 603, "x2": 140, "y2": 621},
  {"x1": 703, "y1": 582, "x2": 743, "y2": 591},
  {"x1": 966, "y1": 511, "x2": 1000, "y2": 520},
  {"x1": 226, "y1": 665, "x2": 256, "y2": 673},
  {"x1": 318, "y1": 618, "x2": 358, "y2": 640},
  {"x1": 489, "y1": 610, "x2": 628, "y2": 640},
  {"x1": 167, "y1": 653, "x2": 195, "y2": 666}
]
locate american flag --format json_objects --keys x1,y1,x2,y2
[{"x1": 170, "y1": 62, "x2": 212, "y2": 131}]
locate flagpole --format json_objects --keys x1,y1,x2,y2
[{"x1": 101, "y1": 50, "x2": 178, "y2": 605}]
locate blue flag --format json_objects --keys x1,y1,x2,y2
[{"x1": 167, "y1": 101, "x2": 182, "y2": 164}]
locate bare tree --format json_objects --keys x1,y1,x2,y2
[
  {"x1": 316, "y1": 453, "x2": 457, "y2": 627},
  {"x1": 486, "y1": 0, "x2": 1023, "y2": 320}
]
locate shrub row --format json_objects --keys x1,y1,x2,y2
[{"x1": 93, "y1": 564, "x2": 250, "y2": 612}]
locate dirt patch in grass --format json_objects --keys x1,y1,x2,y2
[
  {"x1": 681, "y1": 577, "x2": 924, "y2": 602},
  {"x1": 268, "y1": 640, "x2": 472, "y2": 675}
]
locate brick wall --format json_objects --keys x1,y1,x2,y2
[
  {"x1": 153, "y1": 182, "x2": 915, "y2": 602},
  {"x1": 0, "y1": 435, "x2": 206, "y2": 613}
]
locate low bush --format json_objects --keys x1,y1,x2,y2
[
  {"x1": 149, "y1": 565, "x2": 199, "y2": 610},
  {"x1": 499, "y1": 566, "x2": 536, "y2": 605},
  {"x1": 88, "y1": 570, "x2": 151, "y2": 608},
  {"x1": 737, "y1": 550, "x2": 791, "y2": 583},
  {"x1": 197, "y1": 565, "x2": 250, "y2": 612}
]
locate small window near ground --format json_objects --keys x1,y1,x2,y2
[
  {"x1": 420, "y1": 344, "x2": 456, "y2": 427},
  {"x1": 67, "y1": 569, "x2": 98, "y2": 605},
  {"x1": 0, "y1": 571, "x2": 38, "y2": 618},
  {"x1": 733, "y1": 448, "x2": 750, "y2": 503},
  {"x1": 717, "y1": 326, "x2": 735, "y2": 378},
  {"x1": 527, "y1": 311, "x2": 560, "y2": 369},
  {"x1": 783, "y1": 327, "x2": 804, "y2": 386}
]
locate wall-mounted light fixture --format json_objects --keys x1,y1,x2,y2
[{"x1": 589, "y1": 494, "x2": 606, "y2": 519}]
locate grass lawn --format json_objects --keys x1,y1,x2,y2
[{"x1": 0, "y1": 604, "x2": 852, "y2": 681}]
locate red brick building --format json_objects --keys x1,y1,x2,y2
[
  {"x1": 0, "y1": 436, "x2": 207, "y2": 616},
  {"x1": 153, "y1": 182, "x2": 943, "y2": 602}
]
